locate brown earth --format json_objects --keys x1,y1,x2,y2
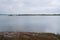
[{"x1": 0, "y1": 32, "x2": 60, "y2": 40}]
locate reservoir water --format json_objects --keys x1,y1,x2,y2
[{"x1": 0, "y1": 16, "x2": 60, "y2": 33}]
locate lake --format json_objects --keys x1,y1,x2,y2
[{"x1": 0, "y1": 16, "x2": 60, "y2": 33}]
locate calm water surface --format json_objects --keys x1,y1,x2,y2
[{"x1": 0, "y1": 16, "x2": 60, "y2": 33}]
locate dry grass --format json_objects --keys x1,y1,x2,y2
[{"x1": 0, "y1": 32, "x2": 60, "y2": 40}]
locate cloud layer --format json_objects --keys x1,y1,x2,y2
[{"x1": 0, "y1": 0, "x2": 60, "y2": 14}]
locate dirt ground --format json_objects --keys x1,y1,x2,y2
[{"x1": 0, "y1": 32, "x2": 60, "y2": 40}]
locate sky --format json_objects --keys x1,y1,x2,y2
[{"x1": 0, "y1": 0, "x2": 60, "y2": 14}]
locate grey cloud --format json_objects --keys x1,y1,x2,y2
[{"x1": 0, "y1": 0, "x2": 60, "y2": 14}]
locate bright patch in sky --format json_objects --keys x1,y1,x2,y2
[{"x1": 0, "y1": 0, "x2": 60, "y2": 14}]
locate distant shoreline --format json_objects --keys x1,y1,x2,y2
[{"x1": 0, "y1": 14, "x2": 60, "y2": 16}]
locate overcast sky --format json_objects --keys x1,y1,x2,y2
[{"x1": 0, "y1": 0, "x2": 60, "y2": 14}]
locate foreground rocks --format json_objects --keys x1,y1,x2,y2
[{"x1": 0, "y1": 32, "x2": 60, "y2": 40}]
